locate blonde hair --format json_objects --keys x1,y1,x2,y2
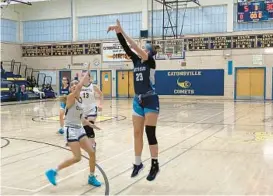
[{"x1": 70, "y1": 80, "x2": 79, "y2": 86}]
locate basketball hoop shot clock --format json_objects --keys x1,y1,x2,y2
[{"x1": 237, "y1": 0, "x2": 273, "y2": 22}]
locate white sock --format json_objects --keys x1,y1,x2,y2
[
  {"x1": 152, "y1": 157, "x2": 158, "y2": 160},
  {"x1": 135, "y1": 156, "x2": 142, "y2": 165},
  {"x1": 90, "y1": 172, "x2": 94, "y2": 177}
]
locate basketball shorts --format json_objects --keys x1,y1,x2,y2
[
  {"x1": 60, "y1": 102, "x2": 66, "y2": 110},
  {"x1": 133, "y1": 94, "x2": 160, "y2": 117},
  {"x1": 64, "y1": 126, "x2": 86, "y2": 142},
  {"x1": 84, "y1": 106, "x2": 98, "y2": 120}
]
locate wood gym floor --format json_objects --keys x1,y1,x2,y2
[{"x1": 1, "y1": 99, "x2": 273, "y2": 195}]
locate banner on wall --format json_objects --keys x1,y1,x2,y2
[
  {"x1": 102, "y1": 42, "x2": 139, "y2": 62},
  {"x1": 155, "y1": 69, "x2": 224, "y2": 96}
]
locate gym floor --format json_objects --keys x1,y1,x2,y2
[{"x1": 1, "y1": 99, "x2": 273, "y2": 195}]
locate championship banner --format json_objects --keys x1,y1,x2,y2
[
  {"x1": 102, "y1": 42, "x2": 130, "y2": 62},
  {"x1": 155, "y1": 69, "x2": 224, "y2": 96}
]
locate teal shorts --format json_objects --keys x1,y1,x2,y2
[
  {"x1": 60, "y1": 102, "x2": 66, "y2": 110},
  {"x1": 132, "y1": 94, "x2": 159, "y2": 117}
]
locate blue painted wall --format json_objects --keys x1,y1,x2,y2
[{"x1": 155, "y1": 69, "x2": 224, "y2": 96}]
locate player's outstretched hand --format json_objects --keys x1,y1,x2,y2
[{"x1": 107, "y1": 25, "x2": 118, "y2": 33}]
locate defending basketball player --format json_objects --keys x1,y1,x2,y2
[
  {"x1": 58, "y1": 77, "x2": 70, "y2": 134},
  {"x1": 80, "y1": 66, "x2": 103, "y2": 187},
  {"x1": 45, "y1": 63, "x2": 101, "y2": 187},
  {"x1": 108, "y1": 20, "x2": 160, "y2": 181}
]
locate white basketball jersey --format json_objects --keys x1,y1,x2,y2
[
  {"x1": 80, "y1": 83, "x2": 97, "y2": 114},
  {"x1": 64, "y1": 97, "x2": 83, "y2": 127}
]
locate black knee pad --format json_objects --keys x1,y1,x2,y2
[
  {"x1": 145, "y1": 125, "x2": 157, "y2": 145},
  {"x1": 83, "y1": 121, "x2": 95, "y2": 138}
]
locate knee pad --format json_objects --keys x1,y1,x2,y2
[
  {"x1": 145, "y1": 125, "x2": 157, "y2": 145},
  {"x1": 83, "y1": 122, "x2": 95, "y2": 138}
]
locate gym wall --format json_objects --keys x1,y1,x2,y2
[
  {"x1": 1, "y1": 0, "x2": 272, "y2": 99},
  {"x1": 1, "y1": 6, "x2": 21, "y2": 62}
]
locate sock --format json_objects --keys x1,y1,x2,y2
[
  {"x1": 135, "y1": 156, "x2": 142, "y2": 165},
  {"x1": 151, "y1": 157, "x2": 158, "y2": 165},
  {"x1": 90, "y1": 172, "x2": 94, "y2": 177}
]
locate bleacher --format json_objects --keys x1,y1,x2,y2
[{"x1": 1, "y1": 60, "x2": 56, "y2": 102}]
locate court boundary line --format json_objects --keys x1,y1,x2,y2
[
  {"x1": 0, "y1": 137, "x2": 110, "y2": 196},
  {"x1": 33, "y1": 167, "x2": 90, "y2": 192},
  {"x1": 1, "y1": 138, "x2": 10, "y2": 148},
  {"x1": 1, "y1": 185, "x2": 34, "y2": 192},
  {"x1": 191, "y1": 147, "x2": 273, "y2": 156},
  {"x1": 113, "y1": 103, "x2": 263, "y2": 194},
  {"x1": 157, "y1": 121, "x2": 273, "y2": 127},
  {"x1": 1, "y1": 146, "x2": 50, "y2": 159},
  {"x1": 81, "y1": 108, "x2": 233, "y2": 195},
  {"x1": 1, "y1": 109, "x2": 224, "y2": 196},
  {"x1": 115, "y1": 126, "x2": 225, "y2": 195},
  {"x1": 1, "y1": 102, "x2": 265, "y2": 195},
  {"x1": 1, "y1": 147, "x2": 58, "y2": 167},
  {"x1": 1, "y1": 99, "x2": 56, "y2": 107},
  {"x1": 31, "y1": 115, "x2": 126, "y2": 124},
  {"x1": 82, "y1": 104, "x2": 258, "y2": 194}
]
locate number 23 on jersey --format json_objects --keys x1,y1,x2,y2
[{"x1": 136, "y1": 73, "x2": 143, "y2": 81}]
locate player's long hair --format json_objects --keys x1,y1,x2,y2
[{"x1": 62, "y1": 77, "x2": 70, "y2": 89}]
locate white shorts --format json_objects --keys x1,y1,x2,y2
[
  {"x1": 83, "y1": 106, "x2": 98, "y2": 120},
  {"x1": 64, "y1": 126, "x2": 86, "y2": 142}
]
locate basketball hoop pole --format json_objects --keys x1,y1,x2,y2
[
  {"x1": 154, "y1": 0, "x2": 200, "y2": 7},
  {"x1": 152, "y1": 0, "x2": 201, "y2": 40}
]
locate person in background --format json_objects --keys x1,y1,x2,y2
[
  {"x1": 58, "y1": 77, "x2": 70, "y2": 134},
  {"x1": 80, "y1": 66, "x2": 103, "y2": 187}
]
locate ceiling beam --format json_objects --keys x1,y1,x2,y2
[
  {"x1": 154, "y1": 0, "x2": 201, "y2": 7},
  {"x1": 10, "y1": 0, "x2": 32, "y2": 5}
]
